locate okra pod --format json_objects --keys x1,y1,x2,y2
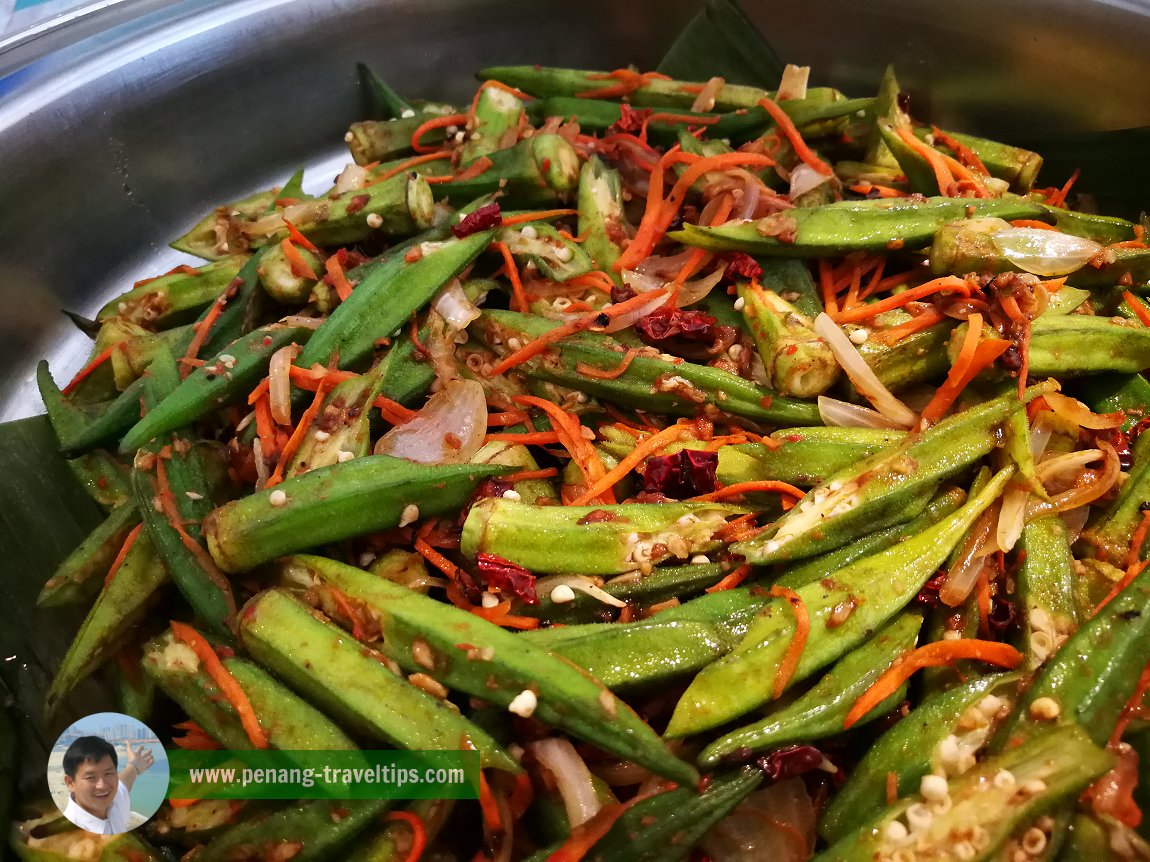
[
  {"x1": 737, "y1": 281, "x2": 840, "y2": 397},
  {"x1": 1014, "y1": 516, "x2": 1078, "y2": 669},
  {"x1": 1027, "y1": 315, "x2": 1150, "y2": 377},
  {"x1": 699, "y1": 612, "x2": 923, "y2": 766},
  {"x1": 259, "y1": 240, "x2": 321, "y2": 303},
  {"x1": 738, "y1": 427, "x2": 907, "y2": 488},
  {"x1": 862, "y1": 65, "x2": 907, "y2": 168},
  {"x1": 935, "y1": 129, "x2": 1043, "y2": 191},
  {"x1": 577, "y1": 156, "x2": 627, "y2": 280},
  {"x1": 1081, "y1": 429, "x2": 1150, "y2": 562},
  {"x1": 857, "y1": 319, "x2": 954, "y2": 391},
  {"x1": 459, "y1": 84, "x2": 525, "y2": 166},
  {"x1": 346, "y1": 104, "x2": 457, "y2": 165},
  {"x1": 758, "y1": 258, "x2": 824, "y2": 319},
  {"x1": 172, "y1": 187, "x2": 280, "y2": 260},
  {"x1": 96, "y1": 257, "x2": 247, "y2": 327},
  {"x1": 1057, "y1": 813, "x2": 1119, "y2": 862},
  {"x1": 667, "y1": 467, "x2": 1012, "y2": 736},
  {"x1": 287, "y1": 554, "x2": 698, "y2": 785},
  {"x1": 673, "y1": 196, "x2": 1049, "y2": 257},
  {"x1": 36, "y1": 503, "x2": 140, "y2": 608},
  {"x1": 1080, "y1": 371, "x2": 1150, "y2": 431},
  {"x1": 239, "y1": 588, "x2": 519, "y2": 771},
  {"x1": 347, "y1": 799, "x2": 455, "y2": 862},
  {"x1": 432, "y1": 134, "x2": 581, "y2": 206},
  {"x1": 501, "y1": 221, "x2": 592, "y2": 282},
  {"x1": 205, "y1": 456, "x2": 509, "y2": 573}
]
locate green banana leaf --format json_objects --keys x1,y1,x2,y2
[{"x1": 657, "y1": 0, "x2": 786, "y2": 87}]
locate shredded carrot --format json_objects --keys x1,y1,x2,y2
[
  {"x1": 280, "y1": 238, "x2": 319, "y2": 281},
  {"x1": 469, "y1": 599, "x2": 541, "y2": 630},
  {"x1": 546, "y1": 786, "x2": 666, "y2": 862},
  {"x1": 566, "y1": 270, "x2": 617, "y2": 293},
  {"x1": 1123, "y1": 290, "x2": 1150, "y2": 328},
  {"x1": 610, "y1": 145, "x2": 681, "y2": 272},
  {"x1": 495, "y1": 242, "x2": 529, "y2": 313},
  {"x1": 893, "y1": 125, "x2": 955, "y2": 195},
  {"x1": 282, "y1": 218, "x2": 319, "y2": 254},
  {"x1": 886, "y1": 771, "x2": 899, "y2": 805},
  {"x1": 266, "y1": 370, "x2": 333, "y2": 487},
  {"x1": 818, "y1": 260, "x2": 839, "y2": 316},
  {"x1": 370, "y1": 151, "x2": 452, "y2": 184},
  {"x1": 575, "y1": 348, "x2": 639, "y2": 380},
  {"x1": 500, "y1": 209, "x2": 579, "y2": 227},
  {"x1": 689, "y1": 480, "x2": 805, "y2": 504},
  {"x1": 502, "y1": 467, "x2": 559, "y2": 482},
  {"x1": 834, "y1": 276, "x2": 970, "y2": 324},
  {"x1": 61, "y1": 345, "x2": 116, "y2": 396},
  {"x1": 253, "y1": 394, "x2": 279, "y2": 459},
  {"x1": 1094, "y1": 511, "x2": 1150, "y2": 617},
  {"x1": 411, "y1": 113, "x2": 469, "y2": 153},
  {"x1": 171, "y1": 621, "x2": 269, "y2": 748},
  {"x1": 574, "y1": 68, "x2": 670, "y2": 99},
  {"x1": 639, "y1": 111, "x2": 720, "y2": 141},
  {"x1": 1048, "y1": 168, "x2": 1080, "y2": 208},
  {"x1": 930, "y1": 127, "x2": 990, "y2": 176},
  {"x1": 383, "y1": 811, "x2": 428, "y2": 862},
  {"x1": 485, "y1": 288, "x2": 669, "y2": 377},
  {"x1": 1010, "y1": 219, "x2": 1060, "y2": 231},
  {"x1": 919, "y1": 313, "x2": 1012, "y2": 425},
  {"x1": 514, "y1": 395, "x2": 614, "y2": 504},
  {"x1": 104, "y1": 523, "x2": 144, "y2": 587},
  {"x1": 486, "y1": 410, "x2": 531, "y2": 426},
  {"x1": 1110, "y1": 660, "x2": 1150, "y2": 748},
  {"x1": 844, "y1": 639, "x2": 1024, "y2": 728},
  {"x1": 569, "y1": 422, "x2": 689, "y2": 506},
  {"x1": 325, "y1": 254, "x2": 355, "y2": 303},
  {"x1": 849, "y1": 182, "x2": 907, "y2": 199},
  {"x1": 247, "y1": 377, "x2": 270, "y2": 406},
  {"x1": 704, "y1": 564, "x2": 751, "y2": 593},
  {"x1": 415, "y1": 529, "x2": 463, "y2": 580},
  {"x1": 756, "y1": 97, "x2": 833, "y2": 176},
  {"x1": 180, "y1": 295, "x2": 227, "y2": 380},
  {"x1": 425, "y1": 155, "x2": 493, "y2": 185},
  {"x1": 484, "y1": 431, "x2": 563, "y2": 444},
  {"x1": 287, "y1": 364, "x2": 359, "y2": 388},
  {"x1": 713, "y1": 512, "x2": 761, "y2": 544},
  {"x1": 875, "y1": 308, "x2": 946, "y2": 345},
  {"x1": 478, "y1": 771, "x2": 502, "y2": 832},
  {"x1": 132, "y1": 263, "x2": 202, "y2": 288},
  {"x1": 768, "y1": 585, "x2": 809, "y2": 699}
]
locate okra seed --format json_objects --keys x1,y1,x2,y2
[
  {"x1": 1020, "y1": 778, "x2": 1047, "y2": 796},
  {"x1": 905, "y1": 802, "x2": 932, "y2": 832},
  {"x1": 550, "y1": 585, "x2": 577, "y2": 604},
  {"x1": 358, "y1": 551, "x2": 376, "y2": 567},
  {"x1": 508, "y1": 689, "x2": 537, "y2": 718},
  {"x1": 400, "y1": 108, "x2": 416, "y2": 119},
  {"x1": 942, "y1": 630, "x2": 962, "y2": 640},
  {"x1": 919, "y1": 774, "x2": 949, "y2": 802},
  {"x1": 501, "y1": 490, "x2": 521, "y2": 501},
  {"x1": 883, "y1": 819, "x2": 909, "y2": 843},
  {"x1": 313, "y1": 430, "x2": 331, "y2": 442},
  {"x1": 185, "y1": 491, "x2": 204, "y2": 501},
  {"x1": 971, "y1": 827, "x2": 991, "y2": 851},
  {"x1": 480, "y1": 592, "x2": 500, "y2": 608},
  {"x1": 343, "y1": 131, "x2": 354, "y2": 143},
  {"x1": 977, "y1": 694, "x2": 1003, "y2": 716},
  {"x1": 1028, "y1": 696, "x2": 1061, "y2": 721},
  {"x1": 992, "y1": 769, "x2": 1016, "y2": 789},
  {"x1": 445, "y1": 125, "x2": 458, "y2": 135},
  {"x1": 554, "y1": 245, "x2": 573, "y2": 263},
  {"x1": 399, "y1": 504, "x2": 420, "y2": 527},
  {"x1": 520, "y1": 225, "x2": 538, "y2": 239},
  {"x1": 727, "y1": 344, "x2": 743, "y2": 360},
  {"x1": 1020, "y1": 828, "x2": 1047, "y2": 855},
  {"x1": 953, "y1": 841, "x2": 976, "y2": 861},
  {"x1": 849, "y1": 328, "x2": 869, "y2": 345},
  {"x1": 366, "y1": 213, "x2": 384, "y2": 229},
  {"x1": 764, "y1": 540, "x2": 780, "y2": 553},
  {"x1": 690, "y1": 555, "x2": 711, "y2": 564},
  {"x1": 269, "y1": 489, "x2": 288, "y2": 507},
  {"x1": 338, "y1": 450, "x2": 355, "y2": 462},
  {"x1": 507, "y1": 337, "x2": 523, "y2": 351},
  {"x1": 453, "y1": 131, "x2": 465, "y2": 143},
  {"x1": 733, "y1": 296, "x2": 746, "y2": 311}
]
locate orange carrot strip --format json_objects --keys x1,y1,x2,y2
[
  {"x1": 1095, "y1": 561, "x2": 1148, "y2": 618},
  {"x1": 253, "y1": 395, "x2": 278, "y2": 459},
  {"x1": 570, "y1": 422, "x2": 689, "y2": 506},
  {"x1": 246, "y1": 377, "x2": 270, "y2": 406},
  {"x1": 1110, "y1": 660, "x2": 1150, "y2": 748},
  {"x1": 370, "y1": 151, "x2": 453, "y2": 184},
  {"x1": 280, "y1": 238, "x2": 319, "y2": 281},
  {"x1": 818, "y1": 260, "x2": 839, "y2": 316},
  {"x1": 500, "y1": 209, "x2": 579, "y2": 227},
  {"x1": 486, "y1": 410, "x2": 531, "y2": 426},
  {"x1": 502, "y1": 467, "x2": 559, "y2": 482},
  {"x1": 468, "y1": 599, "x2": 542, "y2": 630},
  {"x1": 133, "y1": 263, "x2": 202, "y2": 288},
  {"x1": 171, "y1": 621, "x2": 269, "y2": 748},
  {"x1": 546, "y1": 787, "x2": 665, "y2": 862},
  {"x1": 893, "y1": 125, "x2": 955, "y2": 195},
  {"x1": 324, "y1": 254, "x2": 355, "y2": 303},
  {"x1": 849, "y1": 182, "x2": 907, "y2": 199},
  {"x1": 411, "y1": 113, "x2": 469, "y2": 154},
  {"x1": 478, "y1": 771, "x2": 502, "y2": 832},
  {"x1": 931, "y1": 127, "x2": 990, "y2": 176},
  {"x1": 844, "y1": 639, "x2": 1024, "y2": 728},
  {"x1": 495, "y1": 241, "x2": 529, "y2": 313},
  {"x1": 61, "y1": 346, "x2": 116, "y2": 396},
  {"x1": 104, "y1": 523, "x2": 144, "y2": 587},
  {"x1": 282, "y1": 218, "x2": 319, "y2": 254},
  {"x1": 574, "y1": 69, "x2": 670, "y2": 99},
  {"x1": 485, "y1": 431, "x2": 563, "y2": 444},
  {"x1": 689, "y1": 480, "x2": 805, "y2": 503},
  {"x1": 575, "y1": 348, "x2": 639, "y2": 380},
  {"x1": 704, "y1": 564, "x2": 752, "y2": 594},
  {"x1": 1010, "y1": 219, "x2": 1060, "y2": 231},
  {"x1": 768, "y1": 585, "x2": 809, "y2": 698},
  {"x1": 180, "y1": 295, "x2": 227, "y2": 380},
  {"x1": 610, "y1": 146, "x2": 682, "y2": 271},
  {"x1": 425, "y1": 155, "x2": 493, "y2": 185},
  {"x1": 1049, "y1": 168, "x2": 1080, "y2": 208},
  {"x1": 266, "y1": 374, "x2": 331, "y2": 487},
  {"x1": 832, "y1": 276, "x2": 970, "y2": 324},
  {"x1": 383, "y1": 811, "x2": 428, "y2": 862},
  {"x1": 875, "y1": 308, "x2": 947, "y2": 346},
  {"x1": 757, "y1": 97, "x2": 833, "y2": 176},
  {"x1": 1123, "y1": 291, "x2": 1150, "y2": 328},
  {"x1": 1093, "y1": 510, "x2": 1150, "y2": 617},
  {"x1": 514, "y1": 395, "x2": 614, "y2": 504},
  {"x1": 919, "y1": 315, "x2": 1012, "y2": 425}
]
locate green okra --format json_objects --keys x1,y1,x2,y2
[
  {"x1": 819, "y1": 672, "x2": 1022, "y2": 843},
  {"x1": 577, "y1": 156, "x2": 627, "y2": 280},
  {"x1": 1015, "y1": 516, "x2": 1078, "y2": 669},
  {"x1": 1039, "y1": 204, "x2": 1138, "y2": 244},
  {"x1": 1042, "y1": 285, "x2": 1091, "y2": 316},
  {"x1": 777, "y1": 486, "x2": 966, "y2": 589},
  {"x1": 142, "y1": 627, "x2": 356, "y2": 750},
  {"x1": 172, "y1": 186, "x2": 280, "y2": 260},
  {"x1": 1026, "y1": 314, "x2": 1150, "y2": 376},
  {"x1": 528, "y1": 96, "x2": 722, "y2": 140},
  {"x1": 284, "y1": 362, "x2": 388, "y2": 478},
  {"x1": 36, "y1": 503, "x2": 141, "y2": 608},
  {"x1": 734, "y1": 385, "x2": 1048, "y2": 565},
  {"x1": 118, "y1": 324, "x2": 311, "y2": 452},
  {"x1": 737, "y1": 281, "x2": 840, "y2": 397},
  {"x1": 258, "y1": 240, "x2": 321, "y2": 303},
  {"x1": 432, "y1": 134, "x2": 581, "y2": 205},
  {"x1": 1080, "y1": 371, "x2": 1150, "y2": 430},
  {"x1": 994, "y1": 562, "x2": 1150, "y2": 750},
  {"x1": 758, "y1": 258, "x2": 824, "y2": 319},
  {"x1": 239, "y1": 588, "x2": 518, "y2": 771},
  {"x1": 673, "y1": 196, "x2": 1049, "y2": 257},
  {"x1": 96, "y1": 256, "x2": 247, "y2": 327},
  {"x1": 699, "y1": 612, "x2": 923, "y2": 767},
  {"x1": 205, "y1": 455, "x2": 510, "y2": 573},
  {"x1": 501, "y1": 221, "x2": 592, "y2": 282},
  {"x1": 346, "y1": 104, "x2": 457, "y2": 165},
  {"x1": 471, "y1": 439, "x2": 558, "y2": 504},
  {"x1": 863, "y1": 65, "x2": 907, "y2": 168},
  {"x1": 857, "y1": 319, "x2": 955, "y2": 391},
  {"x1": 105, "y1": 323, "x2": 197, "y2": 392},
  {"x1": 357, "y1": 64, "x2": 415, "y2": 119},
  {"x1": 11, "y1": 828, "x2": 163, "y2": 861},
  {"x1": 735, "y1": 426, "x2": 907, "y2": 488},
  {"x1": 347, "y1": 799, "x2": 455, "y2": 862},
  {"x1": 877, "y1": 119, "x2": 974, "y2": 197},
  {"x1": 459, "y1": 84, "x2": 525, "y2": 166},
  {"x1": 667, "y1": 467, "x2": 1013, "y2": 736},
  {"x1": 1080, "y1": 432, "x2": 1150, "y2": 563},
  {"x1": 813, "y1": 725, "x2": 1113, "y2": 862},
  {"x1": 114, "y1": 647, "x2": 155, "y2": 722},
  {"x1": 43, "y1": 529, "x2": 165, "y2": 717},
  {"x1": 296, "y1": 228, "x2": 497, "y2": 371},
  {"x1": 1057, "y1": 813, "x2": 1119, "y2": 862},
  {"x1": 478, "y1": 310, "x2": 823, "y2": 426},
  {"x1": 583, "y1": 767, "x2": 762, "y2": 862},
  {"x1": 287, "y1": 553, "x2": 698, "y2": 786},
  {"x1": 191, "y1": 799, "x2": 391, "y2": 862},
  {"x1": 461, "y1": 499, "x2": 745, "y2": 576},
  {"x1": 932, "y1": 129, "x2": 1043, "y2": 192},
  {"x1": 710, "y1": 95, "x2": 874, "y2": 144}
]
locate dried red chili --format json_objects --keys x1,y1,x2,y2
[
  {"x1": 453, "y1": 202, "x2": 503, "y2": 238},
  {"x1": 724, "y1": 252, "x2": 762, "y2": 282},
  {"x1": 642, "y1": 449, "x2": 718, "y2": 498},
  {"x1": 635, "y1": 306, "x2": 718, "y2": 344},
  {"x1": 476, "y1": 553, "x2": 538, "y2": 605}
]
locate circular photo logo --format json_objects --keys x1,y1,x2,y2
[{"x1": 48, "y1": 712, "x2": 170, "y2": 834}]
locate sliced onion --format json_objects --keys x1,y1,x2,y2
[
  {"x1": 676, "y1": 268, "x2": 726, "y2": 307},
  {"x1": 252, "y1": 437, "x2": 269, "y2": 490},
  {"x1": 990, "y1": 228, "x2": 1103, "y2": 277},
  {"x1": 1047, "y1": 442, "x2": 1121, "y2": 513},
  {"x1": 602, "y1": 291, "x2": 670, "y2": 333},
  {"x1": 690, "y1": 76, "x2": 726, "y2": 113},
  {"x1": 528, "y1": 738, "x2": 602, "y2": 828},
  {"x1": 818, "y1": 396, "x2": 906, "y2": 429},
  {"x1": 776, "y1": 64, "x2": 810, "y2": 101},
  {"x1": 621, "y1": 268, "x2": 666, "y2": 295},
  {"x1": 1060, "y1": 503, "x2": 1091, "y2": 544},
  {"x1": 961, "y1": 217, "x2": 1013, "y2": 235},
  {"x1": 736, "y1": 172, "x2": 762, "y2": 221},
  {"x1": 374, "y1": 378, "x2": 487, "y2": 464},
  {"x1": 996, "y1": 485, "x2": 1029, "y2": 553},
  {"x1": 701, "y1": 779, "x2": 815, "y2": 862},
  {"x1": 940, "y1": 508, "x2": 995, "y2": 606},
  {"x1": 634, "y1": 249, "x2": 698, "y2": 278},
  {"x1": 1036, "y1": 448, "x2": 1105, "y2": 494},
  {"x1": 432, "y1": 279, "x2": 482, "y2": 329},
  {"x1": 1029, "y1": 412, "x2": 1054, "y2": 459},
  {"x1": 1044, "y1": 391, "x2": 1125, "y2": 430},
  {"x1": 814, "y1": 313, "x2": 917, "y2": 427},
  {"x1": 535, "y1": 575, "x2": 627, "y2": 608},
  {"x1": 332, "y1": 163, "x2": 369, "y2": 195},
  {"x1": 788, "y1": 163, "x2": 831, "y2": 201},
  {"x1": 268, "y1": 344, "x2": 296, "y2": 425}
]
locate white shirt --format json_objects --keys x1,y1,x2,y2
[{"x1": 62, "y1": 779, "x2": 131, "y2": 834}]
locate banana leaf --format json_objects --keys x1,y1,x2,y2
[
  {"x1": 657, "y1": 0, "x2": 785, "y2": 87},
  {"x1": 0, "y1": 415, "x2": 117, "y2": 805}
]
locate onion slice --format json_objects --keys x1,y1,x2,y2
[
  {"x1": 1044, "y1": 391, "x2": 1125, "y2": 430},
  {"x1": 374, "y1": 378, "x2": 487, "y2": 464},
  {"x1": 817, "y1": 396, "x2": 906, "y2": 429},
  {"x1": 990, "y1": 228, "x2": 1103, "y2": 277},
  {"x1": 939, "y1": 508, "x2": 996, "y2": 606},
  {"x1": 528, "y1": 738, "x2": 602, "y2": 828},
  {"x1": 789, "y1": 163, "x2": 831, "y2": 200},
  {"x1": 776, "y1": 64, "x2": 810, "y2": 101},
  {"x1": 535, "y1": 574, "x2": 627, "y2": 608},
  {"x1": 432, "y1": 279, "x2": 482, "y2": 329},
  {"x1": 690, "y1": 76, "x2": 725, "y2": 113},
  {"x1": 814, "y1": 313, "x2": 917, "y2": 427},
  {"x1": 602, "y1": 290, "x2": 671, "y2": 333},
  {"x1": 268, "y1": 344, "x2": 296, "y2": 426},
  {"x1": 996, "y1": 485, "x2": 1029, "y2": 553}
]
